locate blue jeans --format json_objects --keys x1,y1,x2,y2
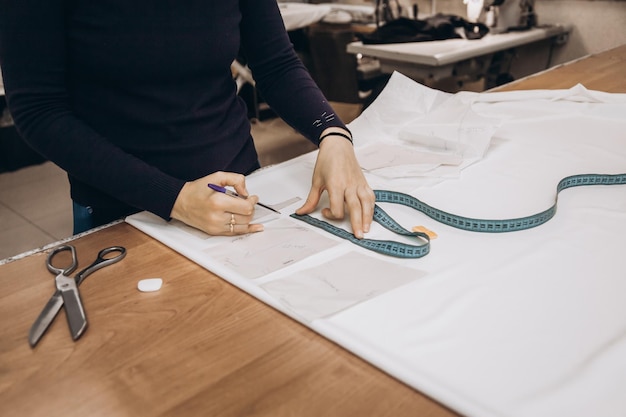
[
  {"x1": 72, "y1": 202, "x2": 94, "y2": 235},
  {"x1": 72, "y1": 201, "x2": 136, "y2": 235}
]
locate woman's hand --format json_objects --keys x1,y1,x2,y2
[
  {"x1": 296, "y1": 130, "x2": 375, "y2": 239},
  {"x1": 170, "y1": 171, "x2": 264, "y2": 236}
]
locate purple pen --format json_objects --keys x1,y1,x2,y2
[{"x1": 208, "y1": 183, "x2": 280, "y2": 214}]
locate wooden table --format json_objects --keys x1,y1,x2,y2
[
  {"x1": 1, "y1": 44, "x2": 624, "y2": 417},
  {"x1": 493, "y1": 43, "x2": 626, "y2": 93}
]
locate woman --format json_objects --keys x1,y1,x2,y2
[{"x1": 0, "y1": 0, "x2": 374, "y2": 238}]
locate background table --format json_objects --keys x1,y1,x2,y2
[
  {"x1": 348, "y1": 24, "x2": 571, "y2": 88},
  {"x1": 1, "y1": 44, "x2": 624, "y2": 417}
]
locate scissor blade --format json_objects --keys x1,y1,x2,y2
[
  {"x1": 55, "y1": 275, "x2": 88, "y2": 340},
  {"x1": 28, "y1": 291, "x2": 64, "y2": 347}
]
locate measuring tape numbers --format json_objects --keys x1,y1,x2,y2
[{"x1": 290, "y1": 173, "x2": 626, "y2": 258}]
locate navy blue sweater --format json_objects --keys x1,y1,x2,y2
[{"x1": 0, "y1": 0, "x2": 346, "y2": 219}]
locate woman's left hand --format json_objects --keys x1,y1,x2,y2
[{"x1": 295, "y1": 131, "x2": 375, "y2": 239}]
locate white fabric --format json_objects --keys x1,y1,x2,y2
[
  {"x1": 278, "y1": 3, "x2": 331, "y2": 31},
  {"x1": 127, "y1": 75, "x2": 626, "y2": 417}
]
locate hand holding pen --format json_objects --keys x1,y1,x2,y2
[
  {"x1": 207, "y1": 184, "x2": 280, "y2": 214},
  {"x1": 170, "y1": 171, "x2": 265, "y2": 236}
]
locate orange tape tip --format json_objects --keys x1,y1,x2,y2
[{"x1": 412, "y1": 226, "x2": 438, "y2": 239}]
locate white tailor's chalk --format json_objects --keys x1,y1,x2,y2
[{"x1": 137, "y1": 278, "x2": 163, "y2": 292}]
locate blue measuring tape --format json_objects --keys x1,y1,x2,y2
[{"x1": 291, "y1": 173, "x2": 626, "y2": 259}]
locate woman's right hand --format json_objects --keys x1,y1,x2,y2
[{"x1": 170, "y1": 171, "x2": 264, "y2": 236}]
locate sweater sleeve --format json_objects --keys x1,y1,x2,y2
[
  {"x1": 239, "y1": 0, "x2": 349, "y2": 145},
  {"x1": 0, "y1": 0, "x2": 185, "y2": 219}
]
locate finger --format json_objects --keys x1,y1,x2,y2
[
  {"x1": 225, "y1": 222, "x2": 264, "y2": 235},
  {"x1": 228, "y1": 174, "x2": 249, "y2": 198},
  {"x1": 211, "y1": 171, "x2": 249, "y2": 198},
  {"x1": 324, "y1": 188, "x2": 346, "y2": 221},
  {"x1": 360, "y1": 189, "x2": 375, "y2": 234},
  {"x1": 296, "y1": 185, "x2": 323, "y2": 215},
  {"x1": 344, "y1": 190, "x2": 364, "y2": 239},
  {"x1": 225, "y1": 209, "x2": 256, "y2": 225},
  {"x1": 212, "y1": 193, "x2": 257, "y2": 216}
]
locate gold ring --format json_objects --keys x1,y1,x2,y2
[
  {"x1": 229, "y1": 223, "x2": 234, "y2": 233},
  {"x1": 230, "y1": 213, "x2": 236, "y2": 225}
]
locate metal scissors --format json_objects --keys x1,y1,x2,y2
[{"x1": 28, "y1": 244, "x2": 126, "y2": 347}]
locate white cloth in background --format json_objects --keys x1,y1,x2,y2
[{"x1": 278, "y1": 3, "x2": 331, "y2": 31}]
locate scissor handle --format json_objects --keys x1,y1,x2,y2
[
  {"x1": 46, "y1": 245, "x2": 78, "y2": 276},
  {"x1": 75, "y1": 246, "x2": 127, "y2": 285}
]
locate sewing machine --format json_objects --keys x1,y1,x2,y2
[{"x1": 486, "y1": 0, "x2": 537, "y2": 33}]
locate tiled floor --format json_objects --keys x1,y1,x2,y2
[
  {"x1": 0, "y1": 161, "x2": 73, "y2": 260},
  {"x1": 0, "y1": 103, "x2": 361, "y2": 261}
]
